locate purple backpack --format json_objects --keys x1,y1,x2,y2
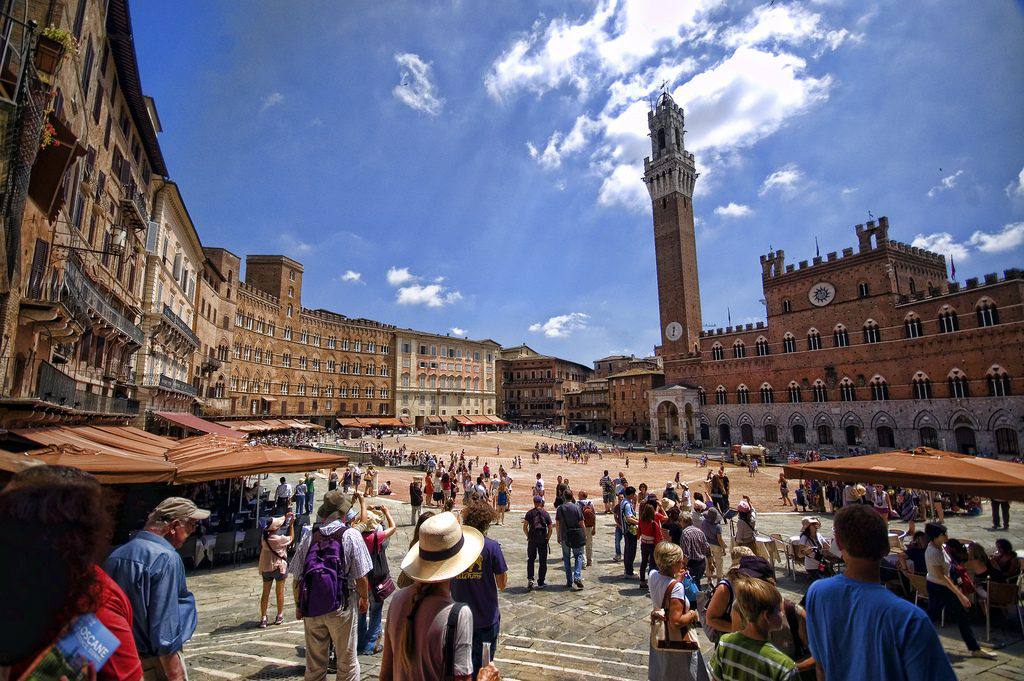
[{"x1": 298, "y1": 528, "x2": 348, "y2": 617}]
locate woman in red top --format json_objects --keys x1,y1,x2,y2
[
  {"x1": 638, "y1": 497, "x2": 667, "y2": 588},
  {"x1": 0, "y1": 465, "x2": 142, "y2": 680}
]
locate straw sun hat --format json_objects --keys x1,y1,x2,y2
[{"x1": 401, "y1": 512, "x2": 484, "y2": 583}]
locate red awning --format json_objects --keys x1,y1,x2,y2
[{"x1": 153, "y1": 411, "x2": 243, "y2": 439}]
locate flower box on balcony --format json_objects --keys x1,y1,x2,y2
[{"x1": 34, "y1": 34, "x2": 66, "y2": 77}]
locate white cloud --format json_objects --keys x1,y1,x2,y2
[
  {"x1": 969, "y1": 222, "x2": 1024, "y2": 253},
  {"x1": 598, "y1": 163, "x2": 648, "y2": 211},
  {"x1": 528, "y1": 115, "x2": 602, "y2": 170},
  {"x1": 714, "y1": 202, "x2": 752, "y2": 217},
  {"x1": 395, "y1": 284, "x2": 462, "y2": 308},
  {"x1": 927, "y1": 169, "x2": 963, "y2": 198},
  {"x1": 911, "y1": 232, "x2": 969, "y2": 261},
  {"x1": 278, "y1": 233, "x2": 311, "y2": 256},
  {"x1": 259, "y1": 92, "x2": 284, "y2": 112},
  {"x1": 723, "y1": 4, "x2": 829, "y2": 49},
  {"x1": 393, "y1": 53, "x2": 444, "y2": 116},
  {"x1": 759, "y1": 163, "x2": 805, "y2": 196},
  {"x1": 340, "y1": 270, "x2": 362, "y2": 283},
  {"x1": 451, "y1": 327, "x2": 467, "y2": 336},
  {"x1": 841, "y1": 186, "x2": 858, "y2": 195},
  {"x1": 1005, "y1": 167, "x2": 1024, "y2": 200},
  {"x1": 529, "y1": 312, "x2": 590, "y2": 338},
  {"x1": 386, "y1": 266, "x2": 415, "y2": 286}
]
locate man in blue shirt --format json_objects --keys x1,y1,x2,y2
[
  {"x1": 620, "y1": 487, "x2": 638, "y2": 577},
  {"x1": 104, "y1": 497, "x2": 208, "y2": 681},
  {"x1": 805, "y1": 504, "x2": 956, "y2": 681}
]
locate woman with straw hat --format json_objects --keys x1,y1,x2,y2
[{"x1": 380, "y1": 512, "x2": 501, "y2": 681}]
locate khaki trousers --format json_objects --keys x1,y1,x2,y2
[
  {"x1": 303, "y1": 605, "x2": 359, "y2": 681},
  {"x1": 141, "y1": 652, "x2": 188, "y2": 681},
  {"x1": 708, "y1": 543, "x2": 725, "y2": 582},
  {"x1": 583, "y1": 524, "x2": 595, "y2": 566}
]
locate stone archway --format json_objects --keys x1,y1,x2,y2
[{"x1": 656, "y1": 401, "x2": 680, "y2": 442}]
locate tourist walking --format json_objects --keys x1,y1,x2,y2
[
  {"x1": 701, "y1": 506, "x2": 726, "y2": 583},
  {"x1": 379, "y1": 512, "x2": 499, "y2": 681},
  {"x1": 556, "y1": 490, "x2": 587, "y2": 590},
  {"x1": 679, "y1": 514, "x2": 709, "y2": 587},
  {"x1": 275, "y1": 476, "x2": 293, "y2": 514},
  {"x1": 105, "y1": 497, "x2": 208, "y2": 681},
  {"x1": 733, "y1": 500, "x2": 758, "y2": 553},
  {"x1": 621, "y1": 486, "x2": 640, "y2": 578},
  {"x1": 452, "y1": 502, "x2": 508, "y2": 677},
  {"x1": 288, "y1": 490, "x2": 373, "y2": 681},
  {"x1": 647, "y1": 542, "x2": 709, "y2": 681},
  {"x1": 991, "y1": 498, "x2": 1010, "y2": 530},
  {"x1": 806, "y1": 505, "x2": 957, "y2": 680},
  {"x1": 524, "y1": 495, "x2": 553, "y2": 590},
  {"x1": 779, "y1": 473, "x2": 790, "y2": 507},
  {"x1": 923, "y1": 522, "x2": 996, "y2": 659},
  {"x1": 410, "y1": 477, "x2": 424, "y2": 526},
  {"x1": 1, "y1": 466, "x2": 143, "y2": 681},
  {"x1": 495, "y1": 481, "x2": 509, "y2": 526},
  {"x1": 356, "y1": 504, "x2": 398, "y2": 656},
  {"x1": 600, "y1": 470, "x2": 614, "y2": 513},
  {"x1": 578, "y1": 490, "x2": 597, "y2": 567},
  {"x1": 295, "y1": 480, "x2": 308, "y2": 518},
  {"x1": 258, "y1": 513, "x2": 295, "y2": 628}
]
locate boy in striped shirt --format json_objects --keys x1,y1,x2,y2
[{"x1": 709, "y1": 576, "x2": 797, "y2": 681}]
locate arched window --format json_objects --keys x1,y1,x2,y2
[
  {"x1": 712, "y1": 343, "x2": 724, "y2": 361},
  {"x1": 782, "y1": 299, "x2": 792, "y2": 313},
  {"x1": 938, "y1": 306, "x2": 959, "y2": 333},
  {"x1": 919, "y1": 427, "x2": 938, "y2": 448},
  {"x1": 858, "y1": 282, "x2": 869, "y2": 298},
  {"x1": 733, "y1": 340, "x2": 746, "y2": 358},
  {"x1": 782, "y1": 333, "x2": 796, "y2": 353},
  {"x1": 987, "y1": 366, "x2": 1011, "y2": 397},
  {"x1": 715, "y1": 386, "x2": 727, "y2": 404},
  {"x1": 812, "y1": 380, "x2": 828, "y2": 402},
  {"x1": 792, "y1": 424, "x2": 807, "y2": 444},
  {"x1": 697, "y1": 388, "x2": 707, "y2": 406},
  {"x1": 833, "y1": 324, "x2": 849, "y2": 348},
  {"x1": 788, "y1": 381, "x2": 801, "y2": 403},
  {"x1": 807, "y1": 329, "x2": 821, "y2": 351},
  {"x1": 839, "y1": 378, "x2": 856, "y2": 402},
  {"x1": 869, "y1": 376, "x2": 889, "y2": 401},
  {"x1": 817, "y1": 424, "x2": 834, "y2": 445},
  {"x1": 948, "y1": 369, "x2": 969, "y2": 399},
  {"x1": 976, "y1": 299, "x2": 999, "y2": 327},
  {"x1": 908, "y1": 277, "x2": 917, "y2": 294},
  {"x1": 755, "y1": 337, "x2": 769, "y2": 356},
  {"x1": 912, "y1": 372, "x2": 932, "y2": 400},
  {"x1": 737, "y1": 385, "x2": 750, "y2": 404},
  {"x1": 863, "y1": 320, "x2": 881, "y2": 344},
  {"x1": 904, "y1": 313, "x2": 923, "y2": 339},
  {"x1": 760, "y1": 383, "x2": 774, "y2": 404},
  {"x1": 764, "y1": 425, "x2": 778, "y2": 443}
]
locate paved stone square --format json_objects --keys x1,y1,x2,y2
[{"x1": 182, "y1": 445, "x2": 1024, "y2": 680}]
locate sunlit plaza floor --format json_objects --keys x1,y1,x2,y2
[{"x1": 182, "y1": 432, "x2": 1024, "y2": 680}]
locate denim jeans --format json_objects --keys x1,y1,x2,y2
[
  {"x1": 562, "y1": 542, "x2": 583, "y2": 585},
  {"x1": 471, "y1": 621, "x2": 500, "y2": 676},
  {"x1": 356, "y1": 599, "x2": 384, "y2": 654},
  {"x1": 639, "y1": 541, "x2": 654, "y2": 581},
  {"x1": 527, "y1": 540, "x2": 548, "y2": 585},
  {"x1": 614, "y1": 526, "x2": 623, "y2": 558}
]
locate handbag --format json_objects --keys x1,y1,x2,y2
[
  {"x1": 368, "y1": 532, "x2": 396, "y2": 602},
  {"x1": 650, "y1": 579, "x2": 700, "y2": 651}
]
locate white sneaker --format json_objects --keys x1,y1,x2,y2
[{"x1": 971, "y1": 649, "x2": 997, "y2": 660}]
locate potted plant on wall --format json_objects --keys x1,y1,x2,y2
[{"x1": 34, "y1": 26, "x2": 77, "y2": 78}]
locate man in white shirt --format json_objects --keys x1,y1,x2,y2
[
  {"x1": 275, "y1": 476, "x2": 292, "y2": 514},
  {"x1": 534, "y1": 473, "x2": 544, "y2": 498}
]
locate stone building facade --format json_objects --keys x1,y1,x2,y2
[
  {"x1": 564, "y1": 377, "x2": 610, "y2": 436},
  {"x1": 643, "y1": 96, "x2": 1023, "y2": 456},
  {"x1": 393, "y1": 330, "x2": 499, "y2": 427},
  {"x1": 0, "y1": 0, "x2": 166, "y2": 427},
  {"x1": 498, "y1": 344, "x2": 592, "y2": 428},
  {"x1": 608, "y1": 366, "x2": 664, "y2": 442},
  {"x1": 225, "y1": 254, "x2": 394, "y2": 422},
  {"x1": 191, "y1": 247, "x2": 239, "y2": 416}
]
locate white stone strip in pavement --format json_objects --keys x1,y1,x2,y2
[
  {"x1": 494, "y1": 656, "x2": 625, "y2": 680},
  {"x1": 189, "y1": 667, "x2": 241, "y2": 679},
  {"x1": 204, "y1": 651, "x2": 300, "y2": 666},
  {"x1": 501, "y1": 645, "x2": 638, "y2": 669},
  {"x1": 503, "y1": 634, "x2": 648, "y2": 657}
]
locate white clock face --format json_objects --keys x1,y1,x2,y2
[
  {"x1": 665, "y1": 321, "x2": 683, "y2": 341},
  {"x1": 808, "y1": 282, "x2": 836, "y2": 307}
]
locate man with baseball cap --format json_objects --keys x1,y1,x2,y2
[
  {"x1": 523, "y1": 495, "x2": 553, "y2": 590},
  {"x1": 104, "y1": 497, "x2": 209, "y2": 681}
]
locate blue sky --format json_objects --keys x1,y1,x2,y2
[{"x1": 131, "y1": 0, "x2": 1024, "y2": 365}]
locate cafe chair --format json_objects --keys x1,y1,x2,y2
[
  {"x1": 985, "y1": 580, "x2": 1024, "y2": 642},
  {"x1": 212, "y1": 531, "x2": 238, "y2": 565}
]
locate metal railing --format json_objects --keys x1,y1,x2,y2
[
  {"x1": 63, "y1": 259, "x2": 144, "y2": 346},
  {"x1": 120, "y1": 182, "x2": 148, "y2": 226},
  {"x1": 144, "y1": 373, "x2": 198, "y2": 397},
  {"x1": 34, "y1": 361, "x2": 139, "y2": 414},
  {"x1": 161, "y1": 304, "x2": 199, "y2": 348}
]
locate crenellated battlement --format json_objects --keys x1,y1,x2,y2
[{"x1": 237, "y1": 280, "x2": 280, "y2": 305}]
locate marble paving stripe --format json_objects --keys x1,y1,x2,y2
[
  {"x1": 190, "y1": 667, "x2": 241, "y2": 679},
  {"x1": 494, "y1": 656, "x2": 625, "y2": 680},
  {"x1": 501, "y1": 645, "x2": 638, "y2": 668},
  {"x1": 205, "y1": 651, "x2": 299, "y2": 666},
  {"x1": 503, "y1": 634, "x2": 648, "y2": 657}
]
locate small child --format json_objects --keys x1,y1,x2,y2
[
  {"x1": 709, "y1": 576, "x2": 797, "y2": 681},
  {"x1": 794, "y1": 486, "x2": 807, "y2": 513}
]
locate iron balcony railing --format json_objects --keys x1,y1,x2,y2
[
  {"x1": 120, "y1": 182, "x2": 148, "y2": 228},
  {"x1": 63, "y1": 259, "x2": 144, "y2": 347},
  {"x1": 161, "y1": 303, "x2": 200, "y2": 348},
  {"x1": 143, "y1": 373, "x2": 198, "y2": 397},
  {"x1": 35, "y1": 361, "x2": 139, "y2": 415}
]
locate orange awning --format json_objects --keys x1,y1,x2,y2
[
  {"x1": 12, "y1": 425, "x2": 175, "y2": 459},
  {"x1": 153, "y1": 411, "x2": 243, "y2": 439},
  {"x1": 168, "y1": 435, "x2": 349, "y2": 483},
  {"x1": 24, "y1": 443, "x2": 176, "y2": 484}
]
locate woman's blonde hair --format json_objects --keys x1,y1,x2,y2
[
  {"x1": 654, "y1": 541, "x2": 684, "y2": 574},
  {"x1": 731, "y1": 546, "x2": 755, "y2": 562},
  {"x1": 732, "y1": 575, "x2": 782, "y2": 627}
]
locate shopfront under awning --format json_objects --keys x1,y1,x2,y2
[{"x1": 153, "y1": 411, "x2": 243, "y2": 439}]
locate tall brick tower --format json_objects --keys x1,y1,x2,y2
[{"x1": 644, "y1": 92, "x2": 701, "y2": 354}]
